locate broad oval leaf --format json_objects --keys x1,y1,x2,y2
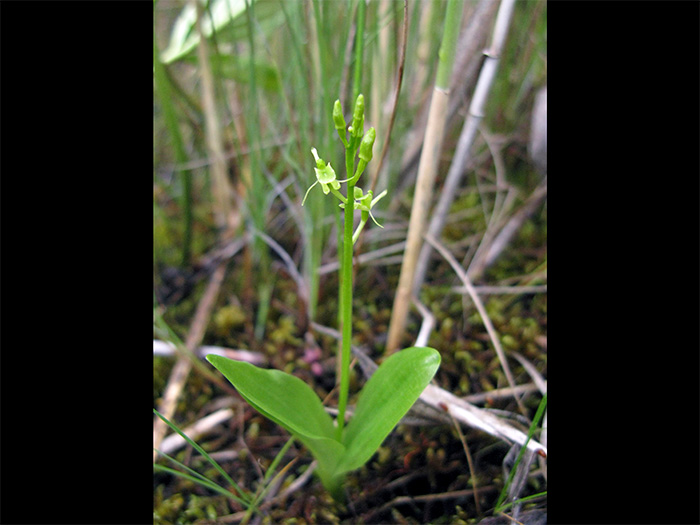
[
  {"x1": 336, "y1": 347, "x2": 440, "y2": 475},
  {"x1": 206, "y1": 355, "x2": 345, "y2": 493},
  {"x1": 206, "y1": 355, "x2": 336, "y2": 441}
]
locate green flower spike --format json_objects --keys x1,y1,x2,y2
[{"x1": 302, "y1": 148, "x2": 348, "y2": 206}]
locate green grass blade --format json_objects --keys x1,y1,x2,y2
[
  {"x1": 155, "y1": 447, "x2": 222, "y2": 487},
  {"x1": 154, "y1": 453, "x2": 251, "y2": 508},
  {"x1": 249, "y1": 438, "x2": 298, "y2": 509},
  {"x1": 153, "y1": 408, "x2": 250, "y2": 503},
  {"x1": 496, "y1": 490, "x2": 547, "y2": 512},
  {"x1": 494, "y1": 393, "x2": 547, "y2": 512},
  {"x1": 262, "y1": 436, "x2": 296, "y2": 484}
]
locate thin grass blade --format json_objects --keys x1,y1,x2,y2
[{"x1": 153, "y1": 408, "x2": 250, "y2": 503}]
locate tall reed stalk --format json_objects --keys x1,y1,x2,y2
[
  {"x1": 412, "y1": 0, "x2": 517, "y2": 294},
  {"x1": 194, "y1": 0, "x2": 233, "y2": 232},
  {"x1": 386, "y1": 0, "x2": 464, "y2": 353}
]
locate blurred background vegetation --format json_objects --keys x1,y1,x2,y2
[{"x1": 154, "y1": 0, "x2": 546, "y2": 522}]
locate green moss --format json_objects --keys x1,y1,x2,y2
[{"x1": 213, "y1": 304, "x2": 247, "y2": 336}]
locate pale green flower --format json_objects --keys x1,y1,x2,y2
[
  {"x1": 340, "y1": 186, "x2": 388, "y2": 243},
  {"x1": 302, "y1": 148, "x2": 347, "y2": 205}
]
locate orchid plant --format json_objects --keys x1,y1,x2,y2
[{"x1": 207, "y1": 94, "x2": 440, "y2": 500}]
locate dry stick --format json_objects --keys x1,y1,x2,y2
[
  {"x1": 386, "y1": 0, "x2": 464, "y2": 353},
  {"x1": 153, "y1": 262, "x2": 228, "y2": 461},
  {"x1": 412, "y1": 295, "x2": 435, "y2": 348},
  {"x1": 423, "y1": 232, "x2": 527, "y2": 417},
  {"x1": 413, "y1": 0, "x2": 517, "y2": 295},
  {"x1": 464, "y1": 383, "x2": 539, "y2": 404},
  {"x1": 462, "y1": 130, "x2": 516, "y2": 279},
  {"x1": 467, "y1": 178, "x2": 547, "y2": 281},
  {"x1": 250, "y1": 228, "x2": 309, "y2": 310},
  {"x1": 419, "y1": 383, "x2": 545, "y2": 456},
  {"x1": 445, "y1": 406, "x2": 481, "y2": 515},
  {"x1": 366, "y1": 486, "x2": 498, "y2": 523},
  {"x1": 511, "y1": 351, "x2": 546, "y2": 395},
  {"x1": 318, "y1": 241, "x2": 406, "y2": 274},
  {"x1": 194, "y1": 0, "x2": 235, "y2": 232},
  {"x1": 159, "y1": 407, "x2": 235, "y2": 456},
  {"x1": 452, "y1": 284, "x2": 547, "y2": 295},
  {"x1": 393, "y1": 0, "x2": 498, "y2": 206}
]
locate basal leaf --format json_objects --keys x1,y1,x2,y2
[
  {"x1": 206, "y1": 355, "x2": 345, "y2": 491},
  {"x1": 206, "y1": 355, "x2": 336, "y2": 441},
  {"x1": 336, "y1": 347, "x2": 440, "y2": 475}
]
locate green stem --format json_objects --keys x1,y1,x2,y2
[
  {"x1": 436, "y1": 0, "x2": 463, "y2": 90},
  {"x1": 336, "y1": 179, "x2": 355, "y2": 440},
  {"x1": 352, "y1": 0, "x2": 366, "y2": 102}
]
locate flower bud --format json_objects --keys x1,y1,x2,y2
[
  {"x1": 333, "y1": 100, "x2": 346, "y2": 133},
  {"x1": 351, "y1": 94, "x2": 365, "y2": 138},
  {"x1": 358, "y1": 127, "x2": 376, "y2": 163}
]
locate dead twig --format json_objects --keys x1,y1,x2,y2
[
  {"x1": 464, "y1": 383, "x2": 539, "y2": 405},
  {"x1": 412, "y1": 0, "x2": 518, "y2": 295},
  {"x1": 424, "y1": 232, "x2": 527, "y2": 416},
  {"x1": 451, "y1": 285, "x2": 547, "y2": 295},
  {"x1": 467, "y1": 178, "x2": 547, "y2": 281},
  {"x1": 445, "y1": 406, "x2": 481, "y2": 514},
  {"x1": 364, "y1": 485, "x2": 498, "y2": 523},
  {"x1": 412, "y1": 295, "x2": 435, "y2": 348},
  {"x1": 153, "y1": 339, "x2": 266, "y2": 366},
  {"x1": 158, "y1": 407, "x2": 235, "y2": 456},
  {"x1": 418, "y1": 384, "x2": 545, "y2": 457},
  {"x1": 153, "y1": 262, "x2": 228, "y2": 461},
  {"x1": 386, "y1": 0, "x2": 465, "y2": 353},
  {"x1": 250, "y1": 227, "x2": 309, "y2": 311}
]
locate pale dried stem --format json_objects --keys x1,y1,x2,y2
[
  {"x1": 159, "y1": 407, "x2": 235, "y2": 456},
  {"x1": 386, "y1": 87, "x2": 449, "y2": 353},
  {"x1": 413, "y1": 0, "x2": 517, "y2": 294},
  {"x1": 467, "y1": 178, "x2": 546, "y2": 281},
  {"x1": 318, "y1": 241, "x2": 406, "y2": 274},
  {"x1": 412, "y1": 295, "x2": 435, "y2": 348},
  {"x1": 423, "y1": 232, "x2": 527, "y2": 416},
  {"x1": 193, "y1": 0, "x2": 235, "y2": 231},
  {"x1": 419, "y1": 384, "x2": 545, "y2": 456},
  {"x1": 394, "y1": 0, "x2": 498, "y2": 205},
  {"x1": 153, "y1": 262, "x2": 228, "y2": 461},
  {"x1": 445, "y1": 406, "x2": 481, "y2": 514}
]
